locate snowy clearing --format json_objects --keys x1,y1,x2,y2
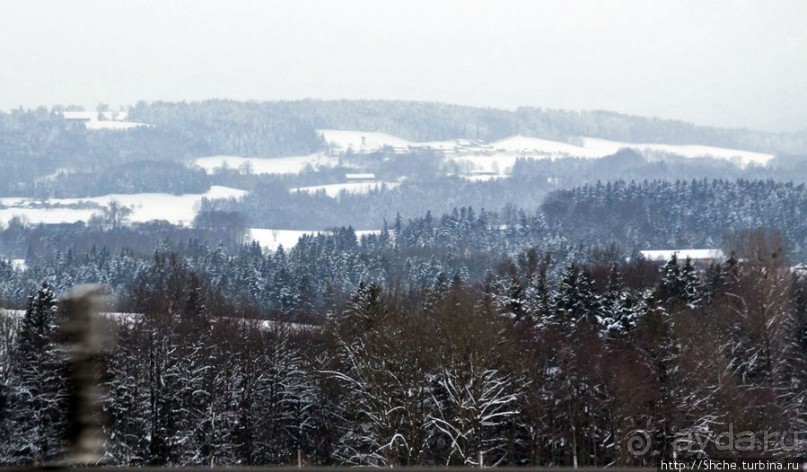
[
  {"x1": 461, "y1": 174, "x2": 509, "y2": 182},
  {"x1": 0, "y1": 207, "x2": 99, "y2": 226},
  {"x1": 640, "y1": 249, "x2": 726, "y2": 262},
  {"x1": 446, "y1": 153, "x2": 519, "y2": 176},
  {"x1": 491, "y1": 135, "x2": 773, "y2": 167},
  {"x1": 83, "y1": 120, "x2": 148, "y2": 130},
  {"x1": 491, "y1": 135, "x2": 599, "y2": 157},
  {"x1": 194, "y1": 153, "x2": 334, "y2": 175},
  {"x1": 416, "y1": 138, "x2": 480, "y2": 152},
  {"x1": 317, "y1": 130, "x2": 771, "y2": 169},
  {"x1": 318, "y1": 129, "x2": 413, "y2": 153},
  {"x1": 290, "y1": 181, "x2": 399, "y2": 198},
  {"x1": 580, "y1": 138, "x2": 773, "y2": 167},
  {"x1": 248, "y1": 229, "x2": 324, "y2": 251},
  {"x1": 0, "y1": 186, "x2": 247, "y2": 226},
  {"x1": 62, "y1": 111, "x2": 149, "y2": 130},
  {"x1": 449, "y1": 135, "x2": 773, "y2": 175},
  {"x1": 249, "y1": 228, "x2": 381, "y2": 251}
]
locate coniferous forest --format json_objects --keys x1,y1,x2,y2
[{"x1": 0, "y1": 101, "x2": 806, "y2": 466}]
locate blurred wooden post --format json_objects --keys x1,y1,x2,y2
[{"x1": 60, "y1": 284, "x2": 113, "y2": 465}]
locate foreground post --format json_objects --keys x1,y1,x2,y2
[{"x1": 60, "y1": 284, "x2": 113, "y2": 465}]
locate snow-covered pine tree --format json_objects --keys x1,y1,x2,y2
[{"x1": 2, "y1": 283, "x2": 67, "y2": 464}]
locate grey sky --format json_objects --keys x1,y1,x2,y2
[{"x1": 0, "y1": 0, "x2": 805, "y2": 132}]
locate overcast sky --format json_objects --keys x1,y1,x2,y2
[{"x1": 0, "y1": 0, "x2": 805, "y2": 132}]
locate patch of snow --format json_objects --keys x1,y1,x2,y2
[
  {"x1": 355, "y1": 229, "x2": 382, "y2": 238},
  {"x1": 345, "y1": 173, "x2": 376, "y2": 180},
  {"x1": 290, "y1": 182, "x2": 399, "y2": 198},
  {"x1": 63, "y1": 111, "x2": 129, "y2": 121},
  {"x1": 36, "y1": 168, "x2": 72, "y2": 183},
  {"x1": 84, "y1": 120, "x2": 148, "y2": 130},
  {"x1": 492, "y1": 135, "x2": 597, "y2": 157},
  {"x1": 315, "y1": 129, "x2": 772, "y2": 169},
  {"x1": 10, "y1": 259, "x2": 27, "y2": 271},
  {"x1": 416, "y1": 138, "x2": 480, "y2": 152},
  {"x1": 0, "y1": 186, "x2": 247, "y2": 227},
  {"x1": 0, "y1": 207, "x2": 99, "y2": 226},
  {"x1": 318, "y1": 129, "x2": 413, "y2": 153},
  {"x1": 63, "y1": 111, "x2": 148, "y2": 130},
  {"x1": 640, "y1": 249, "x2": 725, "y2": 262},
  {"x1": 257, "y1": 319, "x2": 319, "y2": 332},
  {"x1": 580, "y1": 138, "x2": 773, "y2": 167},
  {"x1": 447, "y1": 153, "x2": 517, "y2": 175},
  {"x1": 456, "y1": 135, "x2": 772, "y2": 171},
  {"x1": 461, "y1": 174, "x2": 508, "y2": 182},
  {"x1": 248, "y1": 229, "x2": 324, "y2": 252},
  {"x1": 194, "y1": 153, "x2": 334, "y2": 175},
  {"x1": 249, "y1": 228, "x2": 382, "y2": 251}
]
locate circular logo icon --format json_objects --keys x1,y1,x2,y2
[{"x1": 627, "y1": 429, "x2": 651, "y2": 456}]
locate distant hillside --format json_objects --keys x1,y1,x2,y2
[
  {"x1": 130, "y1": 99, "x2": 807, "y2": 155},
  {"x1": 1, "y1": 100, "x2": 805, "y2": 195}
]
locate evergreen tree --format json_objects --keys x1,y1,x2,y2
[{"x1": 3, "y1": 283, "x2": 67, "y2": 464}]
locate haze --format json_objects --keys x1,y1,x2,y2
[{"x1": 1, "y1": 0, "x2": 805, "y2": 132}]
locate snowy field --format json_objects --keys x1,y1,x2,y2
[
  {"x1": 416, "y1": 138, "x2": 480, "y2": 152},
  {"x1": 319, "y1": 129, "x2": 484, "y2": 154},
  {"x1": 83, "y1": 120, "x2": 148, "y2": 130},
  {"x1": 194, "y1": 153, "x2": 334, "y2": 175},
  {"x1": 449, "y1": 135, "x2": 774, "y2": 176},
  {"x1": 491, "y1": 135, "x2": 600, "y2": 157},
  {"x1": 0, "y1": 186, "x2": 247, "y2": 226},
  {"x1": 319, "y1": 129, "x2": 414, "y2": 153},
  {"x1": 318, "y1": 130, "x2": 772, "y2": 178},
  {"x1": 191, "y1": 130, "x2": 775, "y2": 183},
  {"x1": 461, "y1": 174, "x2": 508, "y2": 182},
  {"x1": 639, "y1": 248, "x2": 726, "y2": 262},
  {"x1": 290, "y1": 181, "x2": 399, "y2": 198},
  {"x1": 491, "y1": 135, "x2": 773, "y2": 166},
  {"x1": 248, "y1": 229, "x2": 324, "y2": 251},
  {"x1": 0, "y1": 207, "x2": 99, "y2": 226},
  {"x1": 248, "y1": 228, "x2": 381, "y2": 251},
  {"x1": 62, "y1": 111, "x2": 149, "y2": 130},
  {"x1": 580, "y1": 138, "x2": 773, "y2": 167}
]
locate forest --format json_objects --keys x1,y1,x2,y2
[
  {"x1": 1, "y1": 178, "x2": 807, "y2": 465},
  {"x1": 1, "y1": 228, "x2": 804, "y2": 466},
  {"x1": 1, "y1": 100, "x2": 806, "y2": 466}
]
